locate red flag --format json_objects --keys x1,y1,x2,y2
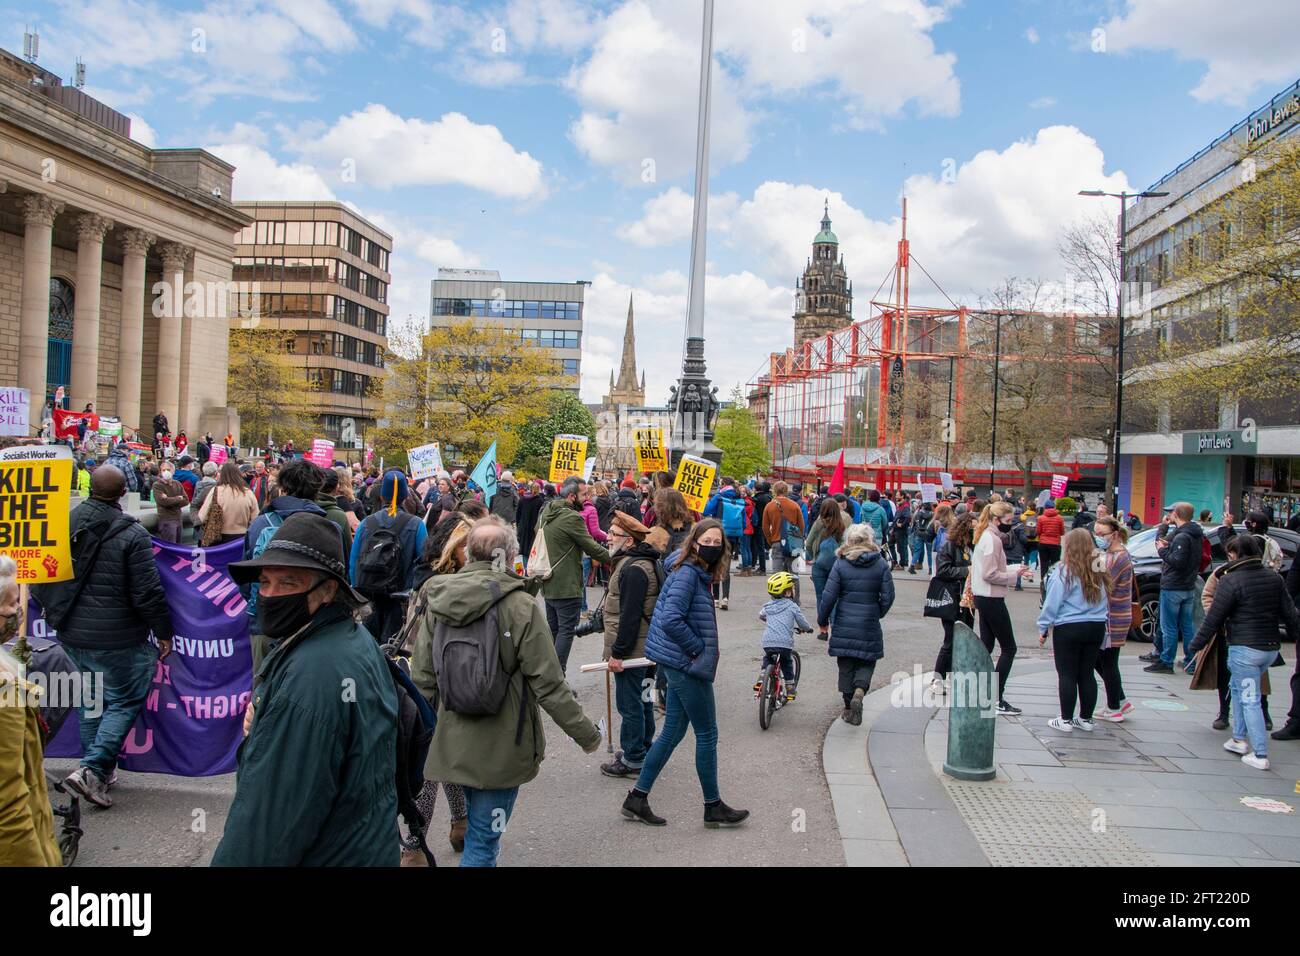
[
  {"x1": 53, "y1": 408, "x2": 97, "y2": 439},
  {"x1": 827, "y1": 450, "x2": 846, "y2": 495}
]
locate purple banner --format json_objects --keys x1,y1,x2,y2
[{"x1": 40, "y1": 537, "x2": 253, "y2": 776}]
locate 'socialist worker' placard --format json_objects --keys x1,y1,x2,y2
[
  {"x1": 632, "y1": 425, "x2": 668, "y2": 474},
  {"x1": 0, "y1": 448, "x2": 74, "y2": 583},
  {"x1": 674, "y1": 454, "x2": 717, "y2": 514},
  {"x1": 549, "y1": 434, "x2": 588, "y2": 483}
]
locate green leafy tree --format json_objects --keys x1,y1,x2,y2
[
  {"x1": 715, "y1": 386, "x2": 771, "y2": 479},
  {"x1": 227, "y1": 328, "x2": 321, "y2": 449},
  {"x1": 514, "y1": 391, "x2": 599, "y2": 476}
]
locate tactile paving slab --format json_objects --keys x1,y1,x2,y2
[{"x1": 943, "y1": 782, "x2": 1156, "y2": 866}]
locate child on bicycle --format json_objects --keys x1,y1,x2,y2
[{"x1": 755, "y1": 572, "x2": 811, "y2": 701}]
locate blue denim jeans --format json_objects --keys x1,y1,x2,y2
[
  {"x1": 1159, "y1": 588, "x2": 1196, "y2": 666},
  {"x1": 581, "y1": 555, "x2": 591, "y2": 612},
  {"x1": 738, "y1": 534, "x2": 752, "y2": 568},
  {"x1": 614, "y1": 667, "x2": 656, "y2": 768},
  {"x1": 460, "y1": 785, "x2": 520, "y2": 867},
  {"x1": 910, "y1": 536, "x2": 932, "y2": 571},
  {"x1": 1228, "y1": 645, "x2": 1274, "y2": 758},
  {"x1": 63, "y1": 642, "x2": 157, "y2": 779},
  {"x1": 634, "y1": 665, "x2": 719, "y2": 802}
]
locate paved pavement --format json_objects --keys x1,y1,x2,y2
[{"x1": 44, "y1": 560, "x2": 1300, "y2": 866}]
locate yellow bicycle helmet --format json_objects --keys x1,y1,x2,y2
[{"x1": 767, "y1": 572, "x2": 796, "y2": 596}]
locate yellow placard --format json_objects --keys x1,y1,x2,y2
[
  {"x1": 632, "y1": 425, "x2": 668, "y2": 474},
  {"x1": 673, "y1": 454, "x2": 717, "y2": 513},
  {"x1": 0, "y1": 458, "x2": 73, "y2": 583},
  {"x1": 549, "y1": 434, "x2": 589, "y2": 483}
]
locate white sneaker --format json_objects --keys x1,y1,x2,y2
[
  {"x1": 719, "y1": 598, "x2": 728, "y2": 610},
  {"x1": 1072, "y1": 717, "x2": 1096, "y2": 732},
  {"x1": 1241, "y1": 753, "x2": 1270, "y2": 771},
  {"x1": 1118, "y1": 700, "x2": 1134, "y2": 716},
  {"x1": 1095, "y1": 708, "x2": 1125, "y2": 723},
  {"x1": 1223, "y1": 738, "x2": 1251, "y2": 755},
  {"x1": 1048, "y1": 717, "x2": 1073, "y2": 733}
]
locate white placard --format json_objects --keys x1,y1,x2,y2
[
  {"x1": 0, "y1": 387, "x2": 30, "y2": 437},
  {"x1": 407, "y1": 441, "x2": 444, "y2": 481},
  {"x1": 582, "y1": 457, "x2": 595, "y2": 482},
  {"x1": 939, "y1": 471, "x2": 954, "y2": 491},
  {"x1": 921, "y1": 483, "x2": 938, "y2": 503}
]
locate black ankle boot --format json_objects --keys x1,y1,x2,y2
[
  {"x1": 622, "y1": 790, "x2": 666, "y2": 826},
  {"x1": 703, "y1": 799, "x2": 750, "y2": 828},
  {"x1": 1272, "y1": 720, "x2": 1300, "y2": 741}
]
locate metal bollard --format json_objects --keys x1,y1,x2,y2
[{"x1": 942, "y1": 620, "x2": 997, "y2": 781}]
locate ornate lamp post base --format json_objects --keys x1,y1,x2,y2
[{"x1": 668, "y1": 336, "x2": 722, "y2": 470}]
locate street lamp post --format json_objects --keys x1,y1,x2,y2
[{"x1": 1078, "y1": 188, "x2": 1169, "y2": 516}]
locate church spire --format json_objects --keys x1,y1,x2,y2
[{"x1": 615, "y1": 293, "x2": 639, "y2": 393}]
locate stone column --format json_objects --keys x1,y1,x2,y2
[
  {"x1": 154, "y1": 242, "x2": 190, "y2": 430},
  {"x1": 118, "y1": 229, "x2": 154, "y2": 432},
  {"x1": 69, "y1": 213, "x2": 115, "y2": 409},
  {"x1": 19, "y1": 194, "x2": 64, "y2": 405}
]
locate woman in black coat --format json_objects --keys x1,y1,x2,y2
[
  {"x1": 930, "y1": 513, "x2": 976, "y2": 694},
  {"x1": 817, "y1": 523, "x2": 896, "y2": 726},
  {"x1": 516, "y1": 481, "x2": 550, "y2": 567}
]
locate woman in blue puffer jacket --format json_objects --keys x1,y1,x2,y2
[
  {"x1": 818, "y1": 523, "x2": 896, "y2": 726},
  {"x1": 621, "y1": 518, "x2": 749, "y2": 830}
]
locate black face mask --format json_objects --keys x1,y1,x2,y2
[
  {"x1": 258, "y1": 578, "x2": 329, "y2": 639},
  {"x1": 697, "y1": 544, "x2": 724, "y2": 566}
]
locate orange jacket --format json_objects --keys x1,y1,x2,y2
[{"x1": 762, "y1": 496, "x2": 805, "y2": 545}]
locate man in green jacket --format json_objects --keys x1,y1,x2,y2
[
  {"x1": 215, "y1": 513, "x2": 398, "y2": 866},
  {"x1": 412, "y1": 517, "x2": 601, "y2": 866},
  {"x1": 538, "y1": 477, "x2": 611, "y2": 671}
]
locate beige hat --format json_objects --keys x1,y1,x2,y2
[{"x1": 611, "y1": 509, "x2": 651, "y2": 540}]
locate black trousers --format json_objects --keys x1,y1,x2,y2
[
  {"x1": 545, "y1": 597, "x2": 582, "y2": 673},
  {"x1": 749, "y1": 530, "x2": 768, "y2": 574},
  {"x1": 837, "y1": 657, "x2": 876, "y2": 706},
  {"x1": 973, "y1": 595, "x2": 1017, "y2": 701},
  {"x1": 1038, "y1": 544, "x2": 1061, "y2": 580},
  {"x1": 1094, "y1": 645, "x2": 1125, "y2": 711},
  {"x1": 934, "y1": 607, "x2": 974, "y2": 678},
  {"x1": 1052, "y1": 621, "x2": 1104, "y2": 720}
]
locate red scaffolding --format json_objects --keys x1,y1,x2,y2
[{"x1": 749, "y1": 201, "x2": 1108, "y2": 493}]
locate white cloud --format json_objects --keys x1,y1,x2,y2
[
  {"x1": 359, "y1": 210, "x2": 480, "y2": 333},
  {"x1": 1028, "y1": 96, "x2": 1056, "y2": 109},
  {"x1": 567, "y1": 1, "x2": 753, "y2": 182},
  {"x1": 206, "y1": 143, "x2": 338, "y2": 201},
  {"x1": 567, "y1": 0, "x2": 960, "y2": 179},
  {"x1": 717, "y1": 126, "x2": 1131, "y2": 306},
  {"x1": 1025, "y1": 26, "x2": 1039, "y2": 44},
  {"x1": 1100, "y1": 0, "x2": 1300, "y2": 105},
  {"x1": 286, "y1": 104, "x2": 546, "y2": 199},
  {"x1": 127, "y1": 113, "x2": 157, "y2": 147},
  {"x1": 40, "y1": 0, "x2": 361, "y2": 104},
  {"x1": 580, "y1": 268, "x2": 791, "y2": 404},
  {"x1": 615, "y1": 187, "x2": 738, "y2": 247}
]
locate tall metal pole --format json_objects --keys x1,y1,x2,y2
[
  {"x1": 1111, "y1": 196, "x2": 1129, "y2": 517},
  {"x1": 989, "y1": 314, "x2": 1001, "y2": 493},
  {"x1": 685, "y1": 0, "x2": 714, "y2": 344},
  {"x1": 669, "y1": 0, "x2": 720, "y2": 466}
]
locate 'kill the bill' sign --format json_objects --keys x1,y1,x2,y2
[
  {"x1": 549, "y1": 434, "x2": 588, "y2": 483},
  {"x1": 0, "y1": 444, "x2": 74, "y2": 582},
  {"x1": 674, "y1": 454, "x2": 717, "y2": 514}
]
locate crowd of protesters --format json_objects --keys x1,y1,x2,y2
[{"x1": 7, "y1": 432, "x2": 1300, "y2": 869}]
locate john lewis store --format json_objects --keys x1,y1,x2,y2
[{"x1": 1120, "y1": 428, "x2": 1300, "y2": 525}]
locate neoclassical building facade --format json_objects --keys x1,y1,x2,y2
[{"x1": 0, "y1": 49, "x2": 250, "y2": 441}]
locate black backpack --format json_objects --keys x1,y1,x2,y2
[
  {"x1": 383, "y1": 592, "x2": 438, "y2": 866},
  {"x1": 356, "y1": 512, "x2": 414, "y2": 599}
]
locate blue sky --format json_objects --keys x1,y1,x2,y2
[{"x1": 8, "y1": 0, "x2": 1299, "y2": 404}]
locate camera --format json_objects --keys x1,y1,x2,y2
[{"x1": 575, "y1": 608, "x2": 604, "y2": 636}]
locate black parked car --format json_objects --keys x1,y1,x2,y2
[{"x1": 1128, "y1": 524, "x2": 1299, "y2": 642}]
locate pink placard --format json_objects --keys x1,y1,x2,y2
[
  {"x1": 1049, "y1": 474, "x2": 1068, "y2": 499},
  {"x1": 307, "y1": 438, "x2": 334, "y2": 468},
  {"x1": 210, "y1": 445, "x2": 228, "y2": 466}
]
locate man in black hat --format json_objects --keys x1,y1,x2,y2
[{"x1": 212, "y1": 513, "x2": 398, "y2": 866}]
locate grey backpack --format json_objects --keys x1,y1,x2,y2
[{"x1": 430, "y1": 581, "x2": 526, "y2": 730}]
